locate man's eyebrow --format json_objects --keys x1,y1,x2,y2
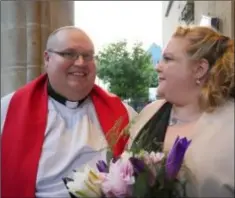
[{"x1": 59, "y1": 48, "x2": 94, "y2": 53}]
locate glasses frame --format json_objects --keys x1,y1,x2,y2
[{"x1": 47, "y1": 49, "x2": 94, "y2": 62}]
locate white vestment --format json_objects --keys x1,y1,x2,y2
[{"x1": 1, "y1": 92, "x2": 137, "y2": 198}]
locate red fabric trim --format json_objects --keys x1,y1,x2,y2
[{"x1": 1, "y1": 74, "x2": 129, "y2": 198}]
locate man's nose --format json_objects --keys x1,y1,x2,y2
[{"x1": 74, "y1": 55, "x2": 85, "y2": 66}]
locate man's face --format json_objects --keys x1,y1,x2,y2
[{"x1": 44, "y1": 29, "x2": 96, "y2": 100}]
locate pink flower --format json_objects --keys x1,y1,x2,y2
[
  {"x1": 101, "y1": 159, "x2": 135, "y2": 198},
  {"x1": 143, "y1": 152, "x2": 165, "y2": 186}
]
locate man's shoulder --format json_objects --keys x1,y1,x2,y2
[
  {"x1": 1, "y1": 92, "x2": 15, "y2": 132},
  {"x1": 1, "y1": 92, "x2": 15, "y2": 108}
]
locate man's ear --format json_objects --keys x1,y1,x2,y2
[
  {"x1": 193, "y1": 58, "x2": 210, "y2": 80},
  {"x1": 44, "y1": 51, "x2": 50, "y2": 69}
]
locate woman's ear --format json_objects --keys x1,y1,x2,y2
[{"x1": 193, "y1": 58, "x2": 210, "y2": 80}]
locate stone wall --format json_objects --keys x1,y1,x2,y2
[
  {"x1": 1, "y1": 1, "x2": 74, "y2": 97},
  {"x1": 194, "y1": 1, "x2": 233, "y2": 38},
  {"x1": 162, "y1": 1, "x2": 234, "y2": 48}
]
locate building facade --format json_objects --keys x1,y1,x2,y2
[
  {"x1": 162, "y1": 1, "x2": 188, "y2": 48},
  {"x1": 162, "y1": 1, "x2": 234, "y2": 48}
]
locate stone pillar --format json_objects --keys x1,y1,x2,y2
[
  {"x1": 1, "y1": 1, "x2": 27, "y2": 96},
  {"x1": 49, "y1": 1, "x2": 74, "y2": 31},
  {"x1": 231, "y1": 0, "x2": 234, "y2": 39},
  {"x1": 25, "y1": 2, "x2": 42, "y2": 82},
  {"x1": 40, "y1": 1, "x2": 52, "y2": 74},
  {"x1": 1, "y1": 1, "x2": 74, "y2": 97}
]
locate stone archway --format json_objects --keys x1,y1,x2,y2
[
  {"x1": 1, "y1": 1, "x2": 74, "y2": 97},
  {"x1": 232, "y1": 0, "x2": 234, "y2": 39}
]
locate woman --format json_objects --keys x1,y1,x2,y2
[{"x1": 128, "y1": 26, "x2": 234, "y2": 197}]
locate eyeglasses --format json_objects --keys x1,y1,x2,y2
[{"x1": 48, "y1": 49, "x2": 94, "y2": 62}]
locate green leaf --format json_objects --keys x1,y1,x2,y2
[
  {"x1": 132, "y1": 172, "x2": 149, "y2": 198},
  {"x1": 106, "y1": 149, "x2": 113, "y2": 165}
]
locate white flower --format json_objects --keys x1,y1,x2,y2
[
  {"x1": 149, "y1": 152, "x2": 165, "y2": 164},
  {"x1": 66, "y1": 166, "x2": 103, "y2": 198},
  {"x1": 136, "y1": 150, "x2": 149, "y2": 159},
  {"x1": 139, "y1": 151, "x2": 164, "y2": 165}
]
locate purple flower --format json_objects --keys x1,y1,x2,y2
[
  {"x1": 96, "y1": 160, "x2": 109, "y2": 173},
  {"x1": 166, "y1": 136, "x2": 191, "y2": 180},
  {"x1": 129, "y1": 157, "x2": 145, "y2": 175}
]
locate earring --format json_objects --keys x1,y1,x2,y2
[{"x1": 196, "y1": 79, "x2": 201, "y2": 85}]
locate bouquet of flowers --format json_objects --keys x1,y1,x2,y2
[{"x1": 63, "y1": 135, "x2": 191, "y2": 198}]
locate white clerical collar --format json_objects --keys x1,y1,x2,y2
[
  {"x1": 47, "y1": 82, "x2": 87, "y2": 109},
  {"x1": 65, "y1": 101, "x2": 80, "y2": 109}
]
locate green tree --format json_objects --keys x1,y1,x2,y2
[
  {"x1": 150, "y1": 70, "x2": 158, "y2": 87},
  {"x1": 96, "y1": 40, "x2": 158, "y2": 102}
]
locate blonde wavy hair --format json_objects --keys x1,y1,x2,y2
[{"x1": 173, "y1": 26, "x2": 234, "y2": 112}]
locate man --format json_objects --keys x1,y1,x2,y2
[{"x1": 1, "y1": 26, "x2": 137, "y2": 198}]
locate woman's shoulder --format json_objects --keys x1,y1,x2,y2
[
  {"x1": 191, "y1": 99, "x2": 234, "y2": 146},
  {"x1": 203, "y1": 99, "x2": 234, "y2": 126},
  {"x1": 139, "y1": 99, "x2": 167, "y2": 116},
  {"x1": 185, "y1": 100, "x2": 234, "y2": 197},
  {"x1": 127, "y1": 99, "x2": 167, "y2": 147},
  {"x1": 133, "y1": 99, "x2": 167, "y2": 125}
]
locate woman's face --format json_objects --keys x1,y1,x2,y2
[{"x1": 156, "y1": 37, "x2": 200, "y2": 104}]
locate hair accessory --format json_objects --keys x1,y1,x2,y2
[
  {"x1": 216, "y1": 35, "x2": 229, "y2": 55},
  {"x1": 219, "y1": 35, "x2": 230, "y2": 43}
]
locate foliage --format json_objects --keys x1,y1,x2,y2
[
  {"x1": 150, "y1": 70, "x2": 159, "y2": 87},
  {"x1": 96, "y1": 40, "x2": 158, "y2": 101}
]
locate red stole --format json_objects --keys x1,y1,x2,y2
[{"x1": 1, "y1": 74, "x2": 129, "y2": 198}]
